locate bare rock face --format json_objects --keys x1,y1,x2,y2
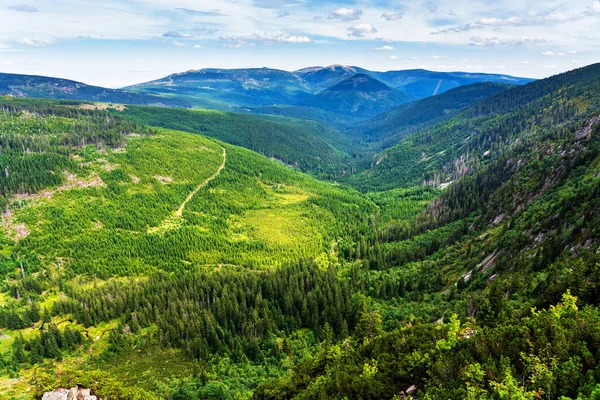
[
  {"x1": 42, "y1": 386, "x2": 97, "y2": 400},
  {"x1": 42, "y1": 389, "x2": 68, "y2": 400}
]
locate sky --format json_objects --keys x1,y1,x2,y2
[{"x1": 0, "y1": 0, "x2": 598, "y2": 88}]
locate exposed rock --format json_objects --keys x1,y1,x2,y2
[
  {"x1": 154, "y1": 175, "x2": 173, "y2": 184},
  {"x1": 574, "y1": 115, "x2": 600, "y2": 141},
  {"x1": 43, "y1": 386, "x2": 98, "y2": 400},
  {"x1": 375, "y1": 153, "x2": 388, "y2": 165},
  {"x1": 462, "y1": 270, "x2": 473, "y2": 282},
  {"x1": 492, "y1": 214, "x2": 505, "y2": 225},
  {"x1": 439, "y1": 180, "x2": 453, "y2": 190},
  {"x1": 406, "y1": 385, "x2": 417, "y2": 395},
  {"x1": 14, "y1": 223, "x2": 30, "y2": 239},
  {"x1": 42, "y1": 389, "x2": 68, "y2": 400},
  {"x1": 478, "y1": 251, "x2": 498, "y2": 273}
]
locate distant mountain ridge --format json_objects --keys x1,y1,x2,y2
[
  {"x1": 0, "y1": 72, "x2": 191, "y2": 107},
  {"x1": 0, "y1": 67, "x2": 533, "y2": 118},
  {"x1": 126, "y1": 65, "x2": 533, "y2": 115},
  {"x1": 353, "y1": 81, "x2": 514, "y2": 147}
]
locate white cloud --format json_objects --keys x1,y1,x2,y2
[
  {"x1": 542, "y1": 64, "x2": 558, "y2": 68},
  {"x1": 593, "y1": 1, "x2": 600, "y2": 13},
  {"x1": 389, "y1": 55, "x2": 398, "y2": 60},
  {"x1": 193, "y1": 44, "x2": 205, "y2": 49},
  {"x1": 221, "y1": 32, "x2": 312, "y2": 46},
  {"x1": 347, "y1": 24, "x2": 377, "y2": 38},
  {"x1": 381, "y1": 11, "x2": 402, "y2": 21},
  {"x1": 543, "y1": 50, "x2": 576, "y2": 56},
  {"x1": 19, "y1": 38, "x2": 52, "y2": 46},
  {"x1": 329, "y1": 8, "x2": 362, "y2": 22},
  {"x1": 428, "y1": 55, "x2": 447, "y2": 59},
  {"x1": 479, "y1": 16, "x2": 521, "y2": 26},
  {"x1": 434, "y1": 10, "x2": 586, "y2": 35},
  {"x1": 282, "y1": 35, "x2": 312, "y2": 43},
  {"x1": 375, "y1": 45, "x2": 395, "y2": 51},
  {"x1": 8, "y1": 4, "x2": 39, "y2": 13},
  {"x1": 519, "y1": 61, "x2": 530, "y2": 64},
  {"x1": 172, "y1": 41, "x2": 186, "y2": 47},
  {"x1": 163, "y1": 31, "x2": 193, "y2": 39},
  {"x1": 468, "y1": 36, "x2": 546, "y2": 47},
  {"x1": 0, "y1": 44, "x2": 22, "y2": 52}
]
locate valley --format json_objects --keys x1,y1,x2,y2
[{"x1": 0, "y1": 63, "x2": 599, "y2": 400}]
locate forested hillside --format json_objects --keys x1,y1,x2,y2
[
  {"x1": 352, "y1": 82, "x2": 512, "y2": 150},
  {"x1": 0, "y1": 97, "x2": 377, "y2": 398},
  {"x1": 349, "y1": 63, "x2": 600, "y2": 191},
  {"x1": 257, "y1": 63, "x2": 600, "y2": 399},
  {"x1": 115, "y1": 106, "x2": 350, "y2": 177},
  {"x1": 0, "y1": 64, "x2": 599, "y2": 400}
]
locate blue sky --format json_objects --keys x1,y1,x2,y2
[{"x1": 0, "y1": 0, "x2": 598, "y2": 87}]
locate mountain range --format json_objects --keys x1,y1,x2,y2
[{"x1": 0, "y1": 65, "x2": 533, "y2": 118}]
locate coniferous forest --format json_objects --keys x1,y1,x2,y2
[{"x1": 0, "y1": 62, "x2": 600, "y2": 400}]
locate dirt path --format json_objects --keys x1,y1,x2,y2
[
  {"x1": 149, "y1": 146, "x2": 226, "y2": 234},
  {"x1": 175, "y1": 146, "x2": 226, "y2": 217}
]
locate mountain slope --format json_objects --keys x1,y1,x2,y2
[
  {"x1": 374, "y1": 69, "x2": 534, "y2": 99},
  {"x1": 349, "y1": 64, "x2": 600, "y2": 191},
  {"x1": 300, "y1": 74, "x2": 412, "y2": 118},
  {"x1": 240, "y1": 105, "x2": 363, "y2": 130},
  {"x1": 115, "y1": 105, "x2": 350, "y2": 176},
  {"x1": 0, "y1": 72, "x2": 190, "y2": 107},
  {"x1": 254, "y1": 64, "x2": 600, "y2": 400},
  {"x1": 353, "y1": 82, "x2": 513, "y2": 149},
  {"x1": 125, "y1": 67, "x2": 312, "y2": 108}
]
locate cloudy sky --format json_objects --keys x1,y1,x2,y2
[{"x1": 0, "y1": 0, "x2": 599, "y2": 87}]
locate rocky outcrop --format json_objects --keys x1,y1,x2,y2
[
  {"x1": 41, "y1": 389, "x2": 69, "y2": 400},
  {"x1": 42, "y1": 385, "x2": 98, "y2": 400}
]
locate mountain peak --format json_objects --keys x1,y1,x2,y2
[{"x1": 327, "y1": 74, "x2": 392, "y2": 93}]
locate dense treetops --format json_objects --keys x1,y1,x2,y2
[{"x1": 0, "y1": 64, "x2": 599, "y2": 399}]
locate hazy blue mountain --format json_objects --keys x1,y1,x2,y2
[
  {"x1": 373, "y1": 69, "x2": 534, "y2": 99},
  {"x1": 0, "y1": 72, "x2": 191, "y2": 107},
  {"x1": 0, "y1": 67, "x2": 533, "y2": 117},
  {"x1": 300, "y1": 74, "x2": 412, "y2": 118},
  {"x1": 128, "y1": 66, "x2": 533, "y2": 112},
  {"x1": 294, "y1": 65, "x2": 372, "y2": 90},
  {"x1": 125, "y1": 67, "x2": 312, "y2": 108}
]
